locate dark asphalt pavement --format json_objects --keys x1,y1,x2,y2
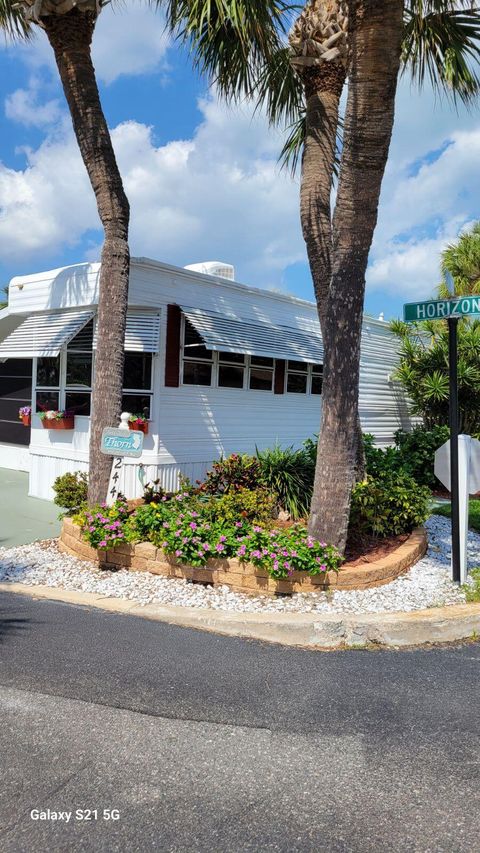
[{"x1": 0, "y1": 590, "x2": 479, "y2": 852}]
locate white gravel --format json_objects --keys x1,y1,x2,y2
[{"x1": 0, "y1": 515, "x2": 478, "y2": 615}]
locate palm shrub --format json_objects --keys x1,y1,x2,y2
[
  {"x1": 256, "y1": 444, "x2": 315, "y2": 520},
  {"x1": 390, "y1": 317, "x2": 480, "y2": 434}
]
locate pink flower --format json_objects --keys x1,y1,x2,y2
[
  {"x1": 175, "y1": 549, "x2": 183, "y2": 557},
  {"x1": 162, "y1": 541, "x2": 168, "y2": 548},
  {"x1": 189, "y1": 522, "x2": 197, "y2": 530},
  {"x1": 219, "y1": 535, "x2": 227, "y2": 542},
  {"x1": 89, "y1": 526, "x2": 95, "y2": 532},
  {"x1": 235, "y1": 521, "x2": 243, "y2": 528},
  {"x1": 216, "y1": 543, "x2": 225, "y2": 552},
  {"x1": 99, "y1": 541, "x2": 107, "y2": 548},
  {"x1": 253, "y1": 526, "x2": 262, "y2": 533}
]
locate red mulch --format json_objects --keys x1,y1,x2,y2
[{"x1": 343, "y1": 532, "x2": 410, "y2": 567}]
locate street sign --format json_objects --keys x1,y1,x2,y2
[
  {"x1": 435, "y1": 436, "x2": 480, "y2": 494},
  {"x1": 101, "y1": 427, "x2": 144, "y2": 458},
  {"x1": 404, "y1": 295, "x2": 480, "y2": 323}
]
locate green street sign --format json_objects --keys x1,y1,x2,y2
[{"x1": 404, "y1": 295, "x2": 480, "y2": 323}]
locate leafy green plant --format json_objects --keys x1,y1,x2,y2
[
  {"x1": 74, "y1": 496, "x2": 130, "y2": 550},
  {"x1": 203, "y1": 487, "x2": 276, "y2": 526},
  {"x1": 53, "y1": 471, "x2": 88, "y2": 515},
  {"x1": 363, "y1": 433, "x2": 405, "y2": 479},
  {"x1": 198, "y1": 454, "x2": 261, "y2": 494},
  {"x1": 462, "y1": 567, "x2": 480, "y2": 602},
  {"x1": 119, "y1": 497, "x2": 342, "y2": 579},
  {"x1": 256, "y1": 444, "x2": 314, "y2": 519},
  {"x1": 394, "y1": 425, "x2": 450, "y2": 488},
  {"x1": 349, "y1": 472, "x2": 430, "y2": 538}
]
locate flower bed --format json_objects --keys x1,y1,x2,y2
[{"x1": 59, "y1": 517, "x2": 427, "y2": 595}]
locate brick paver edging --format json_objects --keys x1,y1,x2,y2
[{"x1": 59, "y1": 518, "x2": 427, "y2": 594}]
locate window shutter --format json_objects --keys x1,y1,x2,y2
[
  {"x1": 274, "y1": 359, "x2": 285, "y2": 395},
  {"x1": 165, "y1": 304, "x2": 181, "y2": 387}
]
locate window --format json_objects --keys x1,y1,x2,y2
[
  {"x1": 122, "y1": 352, "x2": 153, "y2": 418},
  {"x1": 35, "y1": 356, "x2": 60, "y2": 412},
  {"x1": 286, "y1": 360, "x2": 308, "y2": 394},
  {"x1": 65, "y1": 320, "x2": 94, "y2": 415},
  {"x1": 249, "y1": 356, "x2": 274, "y2": 391},
  {"x1": 286, "y1": 361, "x2": 323, "y2": 395},
  {"x1": 218, "y1": 351, "x2": 245, "y2": 389},
  {"x1": 311, "y1": 364, "x2": 323, "y2": 395},
  {"x1": 182, "y1": 319, "x2": 213, "y2": 386}
]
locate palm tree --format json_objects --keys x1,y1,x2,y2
[
  {"x1": 307, "y1": 0, "x2": 480, "y2": 550},
  {"x1": 2, "y1": 0, "x2": 131, "y2": 504},
  {"x1": 3, "y1": 0, "x2": 286, "y2": 506},
  {"x1": 202, "y1": 0, "x2": 480, "y2": 547},
  {"x1": 438, "y1": 221, "x2": 480, "y2": 297}
]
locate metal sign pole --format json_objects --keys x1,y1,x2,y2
[{"x1": 448, "y1": 317, "x2": 461, "y2": 584}]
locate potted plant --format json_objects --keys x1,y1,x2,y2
[
  {"x1": 39, "y1": 409, "x2": 75, "y2": 430},
  {"x1": 18, "y1": 405, "x2": 31, "y2": 427},
  {"x1": 128, "y1": 414, "x2": 149, "y2": 435}
]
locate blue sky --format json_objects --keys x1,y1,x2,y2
[{"x1": 1, "y1": 5, "x2": 480, "y2": 320}]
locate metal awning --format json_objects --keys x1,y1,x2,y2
[
  {"x1": 0, "y1": 309, "x2": 95, "y2": 359},
  {"x1": 93, "y1": 312, "x2": 161, "y2": 353},
  {"x1": 181, "y1": 306, "x2": 323, "y2": 364}
]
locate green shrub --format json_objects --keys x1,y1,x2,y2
[
  {"x1": 394, "y1": 425, "x2": 450, "y2": 488},
  {"x1": 363, "y1": 434, "x2": 405, "y2": 479},
  {"x1": 349, "y1": 471, "x2": 430, "y2": 538},
  {"x1": 256, "y1": 444, "x2": 314, "y2": 519},
  {"x1": 74, "y1": 497, "x2": 130, "y2": 550},
  {"x1": 198, "y1": 454, "x2": 261, "y2": 494},
  {"x1": 203, "y1": 487, "x2": 276, "y2": 526},
  {"x1": 53, "y1": 471, "x2": 88, "y2": 515}
]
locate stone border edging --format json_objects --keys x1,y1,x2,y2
[
  {"x1": 1, "y1": 581, "x2": 479, "y2": 648},
  {"x1": 59, "y1": 518, "x2": 427, "y2": 594}
]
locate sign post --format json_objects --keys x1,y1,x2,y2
[
  {"x1": 448, "y1": 318, "x2": 461, "y2": 583},
  {"x1": 404, "y1": 296, "x2": 480, "y2": 584},
  {"x1": 101, "y1": 416, "x2": 144, "y2": 505}
]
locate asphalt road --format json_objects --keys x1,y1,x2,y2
[{"x1": 0, "y1": 591, "x2": 479, "y2": 853}]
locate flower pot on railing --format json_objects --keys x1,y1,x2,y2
[
  {"x1": 40, "y1": 411, "x2": 75, "y2": 431},
  {"x1": 128, "y1": 418, "x2": 149, "y2": 435},
  {"x1": 18, "y1": 407, "x2": 31, "y2": 426}
]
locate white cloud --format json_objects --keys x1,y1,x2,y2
[
  {"x1": 0, "y1": 97, "x2": 303, "y2": 288},
  {"x1": 5, "y1": 4, "x2": 170, "y2": 85},
  {"x1": 366, "y1": 77, "x2": 480, "y2": 299},
  {"x1": 5, "y1": 77, "x2": 62, "y2": 127}
]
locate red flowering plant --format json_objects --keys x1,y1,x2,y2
[{"x1": 128, "y1": 414, "x2": 148, "y2": 426}]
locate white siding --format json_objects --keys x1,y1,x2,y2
[{"x1": 5, "y1": 256, "x2": 414, "y2": 499}]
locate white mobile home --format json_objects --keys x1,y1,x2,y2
[{"x1": 0, "y1": 257, "x2": 412, "y2": 501}]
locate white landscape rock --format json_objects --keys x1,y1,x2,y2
[{"x1": 0, "y1": 515, "x2": 478, "y2": 615}]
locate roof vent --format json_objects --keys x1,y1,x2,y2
[{"x1": 184, "y1": 261, "x2": 235, "y2": 281}]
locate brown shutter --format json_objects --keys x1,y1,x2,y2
[
  {"x1": 274, "y1": 359, "x2": 285, "y2": 395},
  {"x1": 164, "y1": 304, "x2": 181, "y2": 387}
]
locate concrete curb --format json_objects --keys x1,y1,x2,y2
[{"x1": 1, "y1": 581, "x2": 479, "y2": 649}]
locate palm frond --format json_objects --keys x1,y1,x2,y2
[
  {"x1": 162, "y1": 0, "x2": 296, "y2": 101},
  {"x1": 0, "y1": 0, "x2": 31, "y2": 39},
  {"x1": 402, "y1": 3, "x2": 480, "y2": 103}
]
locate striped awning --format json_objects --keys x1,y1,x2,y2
[
  {"x1": 0, "y1": 309, "x2": 95, "y2": 359},
  {"x1": 93, "y1": 312, "x2": 161, "y2": 353},
  {"x1": 181, "y1": 306, "x2": 323, "y2": 364}
]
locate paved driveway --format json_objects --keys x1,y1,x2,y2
[
  {"x1": 0, "y1": 469, "x2": 61, "y2": 547},
  {"x1": 1, "y1": 591, "x2": 479, "y2": 852}
]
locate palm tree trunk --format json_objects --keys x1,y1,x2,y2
[
  {"x1": 300, "y1": 59, "x2": 365, "y2": 481},
  {"x1": 44, "y1": 9, "x2": 130, "y2": 505},
  {"x1": 308, "y1": 0, "x2": 404, "y2": 552}
]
